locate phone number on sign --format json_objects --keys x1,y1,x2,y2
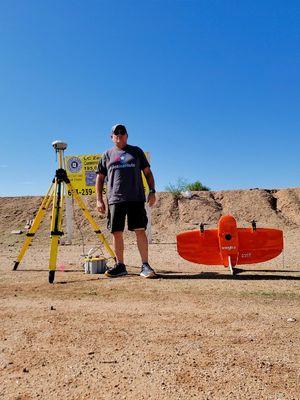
[{"x1": 67, "y1": 188, "x2": 106, "y2": 196}]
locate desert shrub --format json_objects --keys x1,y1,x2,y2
[
  {"x1": 165, "y1": 178, "x2": 188, "y2": 199},
  {"x1": 165, "y1": 178, "x2": 210, "y2": 198},
  {"x1": 186, "y1": 181, "x2": 210, "y2": 191}
]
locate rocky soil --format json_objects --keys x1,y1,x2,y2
[{"x1": 0, "y1": 189, "x2": 299, "y2": 399}]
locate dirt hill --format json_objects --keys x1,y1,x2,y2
[{"x1": 1, "y1": 188, "x2": 299, "y2": 246}]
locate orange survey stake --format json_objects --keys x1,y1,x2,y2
[{"x1": 177, "y1": 215, "x2": 283, "y2": 274}]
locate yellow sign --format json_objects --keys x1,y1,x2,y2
[
  {"x1": 65, "y1": 154, "x2": 102, "y2": 196},
  {"x1": 65, "y1": 153, "x2": 150, "y2": 196}
]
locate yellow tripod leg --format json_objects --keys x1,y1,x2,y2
[
  {"x1": 66, "y1": 182, "x2": 116, "y2": 259},
  {"x1": 48, "y1": 178, "x2": 64, "y2": 283},
  {"x1": 13, "y1": 183, "x2": 55, "y2": 270}
]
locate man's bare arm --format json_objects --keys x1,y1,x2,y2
[
  {"x1": 143, "y1": 167, "x2": 156, "y2": 207},
  {"x1": 95, "y1": 173, "x2": 106, "y2": 213}
]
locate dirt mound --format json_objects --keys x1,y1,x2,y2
[
  {"x1": 275, "y1": 188, "x2": 300, "y2": 226},
  {"x1": 0, "y1": 188, "x2": 299, "y2": 246}
]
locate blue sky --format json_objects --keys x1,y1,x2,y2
[{"x1": 0, "y1": 0, "x2": 299, "y2": 196}]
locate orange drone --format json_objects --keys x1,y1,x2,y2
[{"x1": 177, "y1": 215, "x2": 283, "y2": 275}]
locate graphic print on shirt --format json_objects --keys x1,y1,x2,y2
[{"x1": 109, "y1": 152, "x2": 136, "y2": 171}]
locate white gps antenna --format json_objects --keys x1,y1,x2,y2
[{"x1": 52, "y1": 140, "x2": 68, "y2": 151}]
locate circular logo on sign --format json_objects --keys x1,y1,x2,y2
[{"x1": 68, "y1": 157, "x2": 82, "y2": 173}]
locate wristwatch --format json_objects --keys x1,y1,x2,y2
[{"x1": 149, "y1": 188, "x2": 156, "y2": 194}]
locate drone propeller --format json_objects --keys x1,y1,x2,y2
[
  {"x1": 251, "y1": 220, "x2": 257, "y2": 231},
  {"x1": 200, "y1": 222, "x2": 209, "y2": 233}
]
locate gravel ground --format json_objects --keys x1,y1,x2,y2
[{"x1": 0, "y1": 237, "x2": 299, "y2": 400}]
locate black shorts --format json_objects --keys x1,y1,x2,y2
[{"x1": 107, "y1": 202, "x2": 148, "y2": 233}]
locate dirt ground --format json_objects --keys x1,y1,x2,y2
[{"x1": 0, "y1": 190, "x2": 299, "y2": 399}]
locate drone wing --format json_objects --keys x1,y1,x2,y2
[
  {"x1": 237, "y1": 228, "x2": 283, "y2": 264},
  {"x1": 177, "y1": 229, "x2": 222, "y2": 265},
  {"x1": 177, "y1": 227, "x2": 283, "y2": 266}
]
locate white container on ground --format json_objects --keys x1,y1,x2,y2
[{"x1": 84, "y1": 257, "x2": 107, "y2": 274}]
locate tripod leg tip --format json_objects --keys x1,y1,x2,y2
[
  {"x1": 13, "y1": 262, "x2": 19, "y2": 271},
  {"x1": 49, "y1": 270, "x2": 55, "y2": 284}
]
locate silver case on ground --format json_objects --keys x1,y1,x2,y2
[{"x1": 84, "y1": 258, "x2": 107, "y2": 274}]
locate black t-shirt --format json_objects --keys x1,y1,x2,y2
[{"x1": 96, "y1": 144, "x2": 150, "y2": 204}]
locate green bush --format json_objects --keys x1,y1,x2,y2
[
  {"x1": 186, "y1": 181, "x2": 210, "y2": 191},
  {"x1": 165, "y1": 178, "x2": 188, "y2": 199},
  {"x1": 165, "y1": 178, "x2": 210, "y2": 198}
]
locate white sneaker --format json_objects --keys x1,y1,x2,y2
[{"x1": 140, "y1": 263, "x2": 156, "y2": 278}]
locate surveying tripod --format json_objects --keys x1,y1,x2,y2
[{"x1": 13, "y1": 140, "x2": 116, "y2": 283}]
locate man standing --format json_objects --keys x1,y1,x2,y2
[{"x1": 96, "y1": 124, "x2": 156, "y2": 278}]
